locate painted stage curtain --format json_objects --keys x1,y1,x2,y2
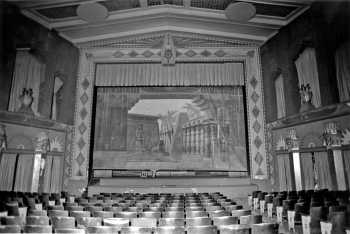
[
  {"x1": 300, "y1": 152, "x2": 314, "y2": 190},
  {"x1": 277, "y1": 154, "x2": 293, "y2": 191},
  {"x1": 8, "y1": 49, "x2": 46, "y2": 113},
  {"x1": 14, "y1": 154, "x2": 34, "y2": 192},
  {"x1": 42, "y1": 155, "x2": 62, "y2": 193},
  {"x1": 95, "y1": 63, "x2": 244, "y2": 86},
  {"x1": 314, "y1": 151, "x2": 332, "y2": 189},
  {"x1": 0, "y1": 153, "x2": 17, "y2": 191},
  {"x1": 295, "y1": 47, "x2": 321, "y2": 108},
  {"x1": 335, "y1": 41, "x2": 350, "y2": 101}
]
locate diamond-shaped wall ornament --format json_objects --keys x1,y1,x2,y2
[
  {"x1": 113, "y1": 51, "x2": 124, "y2": 58},
  {"x1": 142, "y1": 50, "x2": 154, "y2": 58},
  {"x1": 76, "y1": 153, "x2": 85, "y2": 166},
  {"x1": 78, "y1": 138, "x2": 86, "y2": 149},
  {"x1": 250, "y1": 76, "x2": 258, "y2": 89},
  {"x1": 254, "y1": 136, "x2": 262, "y2": 149},
  {"x1": 254, "y1": 152, "x2": 263, "y2": 165},
  {"x1": 80, "y1": 108, "x2": 88, "y2": 120},
  {"x1": 201, "y1": 50, "x2": 211, "y2": 57},
  {"x1": 128, "y1": 50, "x2": 138, "y2": 57},
  {"x1": 253, "y1": 121, "x2": 261, "y2": 133},
  {"x1": 184, "y1": 50, "x2": 197, "y2": 57},
  {"x1": 80, "y1": 93, "x2": 88, "y2": 105},
  {"x1": 214, "y1": 50, "x2": 226, "y2": 57},
  {"x1": 78, "y1": 122, "x2": 87, "y2": 134},
  {"x1": 252, "y1": 106, "x2": 260, "y2": 118},
  {"x1": 81, "y1": 79, "x2": 90, "y2": 90},
  {"x1": 251, "y1": 91, "x2": 259, "y2": 103}
]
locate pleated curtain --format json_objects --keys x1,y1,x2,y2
[
  {"x1": 274, "y1": 74, "x2": 286, "y2": 119},
  {"x1": 300, "y1": 152, "x2": 315, "y2": 190},
  {"x1": 314, "y1": 151, "x2": 333, "y2": 189},
  {"x1": 343, "y1": 150, "x2": 350, "y2": 187},
  {"x1": 14, "y1": 154, "x2": 34, "y2": 192},
  {"x1": 42, "y1": 155, "x2": 63, "y2": 193},
  {"x1": 295, "y1": 47, "x2": 321, "y2": 108},
  {"x1": 277, "y1": 154, "x2": 293, "y2": 191},
  {"x1": 335, "y1": 42, "x2": 350, "y2": 102},
  {"x1": 0, "y1": 153, "x2": 17, "y2": 191},
  {"x1": 8, "y1": 49, "x2": 45, "y2": 113},
  {"x1": 95, "y1": 63, "x2": 244, "y2": 86}
]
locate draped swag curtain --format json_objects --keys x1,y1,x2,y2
[
  {"x1": 275, "y1": 74, "x2": 286, "y2": 119},
  {"x1": 314, "y1": 151, "x2": 333, "y2": 189},
  {"x1": 42, "y1": 155, "x2": 62, "y2": 193},
  {"x1": 8, "y1": 49, "x2": 46, "y2": 113},
  {"x1": 0, "y1": 153, "x2": 17, "y2": 191},
  {"x1": 300, "y1": 153, "x2": 315, "y2": 190},
  {"x1": 335, "y1": 41, "x2": 350, "y2": 101},
  {"x1": 95, "y1": 63, "x2": 244, "y2": 86},
  {"x1": 295, "y1": 47, "x2": 321, "y2": 108},
  {"x1": 277, "y1": 154, "x2": 293, "y2": 191}
]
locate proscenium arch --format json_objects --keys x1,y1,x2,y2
[{"x1": 67, "y1": 31, "x2": 268, "y2": 191}]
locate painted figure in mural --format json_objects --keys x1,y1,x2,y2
[{"x1": 135, "y1": 124, "x2": 145, "y2": 151}]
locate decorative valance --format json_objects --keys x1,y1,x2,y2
[{"x1": 95, "y1": 62, "x2": 244, "y2": 86}]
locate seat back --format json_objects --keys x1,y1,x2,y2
[
  {"x1": 51, "y1": 216, "x2": 76, "y2": 229},
  {"x1": 55, "y1": 228, "x2": 86, "y2": 234},
  {"x1": 131, "y1": 218, "x2": 157, "y2": 228},
  {"x1": 24, "y1": 225, "x2": 52, "y2": 233},
  {"x1": 158, "y1": 218, "x2": 185, "y2": 227},
  {"x1": 120, "y1": 226, "x2": 153, "y2": 234},
  {"x1": 251, "y1": 223, "x2": 279, "y2": 234},
  {"x1": 186, "y1": 217, "x2": 211, "y2": 226},
  {"x1": 212, "y1": 216, "x2": 238, "y2": 226},
  {"x1": 76, "y1": 217, "x2": 102, "y2": 228},
  {"x1": 26, "y1": 216, "x2": 50, "y2": 225},
  {"x1": 186, "y1": 225, "x2": 217, "y2": 234},
  {"x1": 154, "y1": 226, "x2": 185, "y2": 234},
  {"x1": 0, "y1": 225, "x2": 21, "y2": 233},
  {"x1": 218, "y1": 224, "x2": 250, "y2": 234}
]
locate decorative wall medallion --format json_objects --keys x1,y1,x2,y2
[
  {"x1": 50, "y1": 137, "x2": 64, "y2": 152},
  {"x1": 341, "y1": 128, "x2": 350, "y2": 145}
]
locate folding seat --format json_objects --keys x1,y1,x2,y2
[
  {"x1": 125, "y1": 206, "x2": 142, "y2": 212},
  {"x1": 48, "y1": 210, "x2": 69, "y2": 217},
  {"x1": 186, "y1": 210, "x2": 208, "y2": 218},
  {"x1": 158, "y1": 218, "x2": 185, "y2": 227},
  {"x1": 0, "y1": 211, "x2": 7, "y2": 217},
  {"x1": 144, "y1": 206, "x2": 163, "y2": 212},
  {"x1": 24, "y1": 225, "x2": 52, "y2": 233},
  {"x1": 205, "y1": 205, "x2": 222, "y2": 211},
  {"x1": 66, "y1": 206, "x2": 84, "y2": 212},
  {"x1": 70, "y1": 211, "x2": 91, "y2": 219},
  {"x1": 0, "y1": 225, "x2": 21, "y2": 233},
  {"x1": 162, "y1": 211, "x2": 185, "y2": 218},
  {"x1": 186, "y1": 225, "x2": 217, "y2": 234},
  {"x1": 154, "y1": 226, "x2": 185, "y2": 234},
  {"x1": 231, "y1": 209, "x2": 251, "y2": 217},
  {"x1": 92, "y1": 211, "x2": 113, "y2": 218},
  {"x1": 29, "y1": 210, "x2": 47, "y2": 216},
  {"x1": 76, "y1": 217, "x2": 102, "y2": 228},
  {"x1": 251, "y1": 223, "x2": 279, "y2": 234},
  {"x1": 224, "y1": 205, "x2": 243, "y2": 212},
  {"x1": 218, "y1": 224, "x2": 250, "y2": 234},
  {"x1": 86, "y1": 226, "x2": 117, "y2": 234},
  {"x1": 185, "y1": 206, "x2": 203, "y2": 212},
  {"x1": 85, "y1": 206, "x2": 103, "y2": 213},
  {"x1": 131, "y1": 218, "x2": 157, "y2": 228},
  {"x1": 5, "y1": 203, "x2": 20, "y2": 216},
  {"x1": 209, "y1": 210, "x2": 230, "y2": 217},
  {"x1": 55, "y1": 228, "x2": 86, "y2": 234},
  {"x1": 48, "y1": 205, "x2": 64, "y2": 210},
  {"x1": 239, "y1": 214, "x2": 262, "y2": 225},
  {"x1": 51, "y1": 216, "x2": 76, "y2": 229},
  {"x1": 120, "y1": 226, "x2": 153, "y2": 234},
  {"x1": 186, "y1": 217, "x2": 211, "y2": 226},
  {"x1": 1, "y1": 216, "x2": 25, "y2": 226},
  {"x1": 166, "y1": 207, "x2": 184, "y2": 212},
  {"x1": 103, "y1": 217, "x2": 129, "y2": 230},
  {"x1": 115, "y1": 211, "x2": 138, "y2": 219},
  {"x1": 212, "y1": 216, "x2": 238, "y2": 226},
  {"x1": 139, "y1": 211, "x2": 161, "y2": 219},
  {"x1": 26, "y1": 216, "x2": 49, "y2": 225}
]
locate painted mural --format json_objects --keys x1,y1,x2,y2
[{"x1": 93, "y1": 87, "x2": 248, "y2": 171}]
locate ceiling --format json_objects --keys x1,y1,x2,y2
[{"x1": 7, "y1": 0, "x2": 312, "y2": 46}]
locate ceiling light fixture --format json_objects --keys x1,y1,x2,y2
[{"x1": 225, "y1": 2, "x2": 256, "y2": 22}]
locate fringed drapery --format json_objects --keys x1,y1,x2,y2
[
  {"x1": 300, "y1": 153, "x2": 315, "y2": 190},
  {"x1": 95, "y1": 63, "x2": 244, "y2": 86},
  {"x1": 277, "y1": 154, "x2": 293, "y2": 191},
  {"x1": 14, "y1": 154, "x2": 34, "y2": 192},
  {"x1": 335, "y1": 41, "x2": 350, "y2": 102},
  {"x1": 0, "y1": 153, "x2": 17, "y2": 191},
  {"x1": 8, "y1": 50, "x2": 46, "y2": 113},
  {"x1": 295, "y1": 47, "x2": 321, "y2": 108}
]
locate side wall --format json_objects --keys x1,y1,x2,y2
[
  {"x1": 0, "y1": 3, "x2": 79, "y2": 125},
  {"x1": 261, "y1": 1, "x2": 350, "y2": 122}
]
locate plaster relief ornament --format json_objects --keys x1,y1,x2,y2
[
  {"x1": 161, "y1": 33, "x2": 176, "y2": 65},
  {"x1": 299, "y1": 84, "x2": 315, "y2": 112},
  {"x1": 0, "y1": 124, "x2": 7, "y2": 151},
  {"x1": 285, "y1": 128, "x2": 299, "y2": 151},
  {"x1": 322, "y1": 122, "x2": 342, "y2": 148},
  {"x1": 276, "y1": 135, "x2": 287, "y2": 150},
  {"x1": 49, "y1": 137, "x2": 63, "y2": 152},
  {"x1": 35, "y1": 132, "x2": 50, "y2": 153},
  {"x1": 18, "y1": 88, "x2": 34, "y2": 115},
  {"x1": 341, "y1": 128, "x2": 350, "y2": 145}
]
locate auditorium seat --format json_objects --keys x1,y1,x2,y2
[
  {"x1": 120, "y1": 226, "x2": 153, "y2": 234},
  {"x1": 76, "y1": 217, "x2": 102, "y2": 228},
  {"x1": 87, "y1": 226, "x2": 117, "y2": 234},
  {"x1": 131, "y1": 217, "x2": 157, "y2": 228},
  {"x1": 115, "y1": 211, "x2": 138, "y2": 219},
  {"x1": 239, "y1": 214, "x2": 262, "y2": 225},
  {"x1": 139, "y1": 211, "x2": 161, "y2": 219},
  {"x1": 212, "y1": 216, "x2": 238, "y2": 226},
  {"x1": 231, "y1": 209, "x2": 251, "y2": 217},
  {"x1": 26, "y1": 215, "x2": 49, "y2": 225},
  {"x1": 186, "y1": 225, "x2": 217, "y2": 234},
  {"x1": 51, "y1": 216, "x2": 76, "y2": 229},
  {"x1": 186, "y1": 217, "x2": 211, "y2": 226},
  {"x1": 1, "y1": 216, "x2": 25, "y2": 226},
  {"x1": 185, "y1": 210, "x2": 208, "y2": 218},
  {"x1": 0, "y1": 225, "x2": 21, "y2": 233},
  {"x1": 158, "y1": 218, "x2": 185, "y2": 227},
  {"x1": 154, "y1": 226, "x2": 185, "y2": 234},
  {"x1": 70, "y1": 211, "x2": 91, "y2": 218},
  {"x1": 217, "y1": 224, "x2": 250, "y2": 234},
  {"x1": 163, "y1": 211, "x2": 184, "y2": 218},
  {"x1": 208, "y1": 210, "x2": 230, "y2": 217},
  {"x1": 93, "y1": 211, "x2": 114, "y2": 218},
  {"x1": 24, "y1": 225, "x2": 52, "y2": 233},
  {"x1": 29, "y1": 210, "x2": 47, "y2": 216},
  {"x1": 55, "y1": 228, "x2": 86, "y2": 234},
  {"x1": 103, "y1": 217, "x2": 129, "y2": 230},
  {"x1": 251, "y1": 223, "x2": 279, "y2": 234}
]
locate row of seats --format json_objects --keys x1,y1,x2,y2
[
  {"x1": 250, "y1": 189, "x2": 350, "y2": 234},
  {"x1": 0, "y1": 191, "x2": 278, "y2": 233}
]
